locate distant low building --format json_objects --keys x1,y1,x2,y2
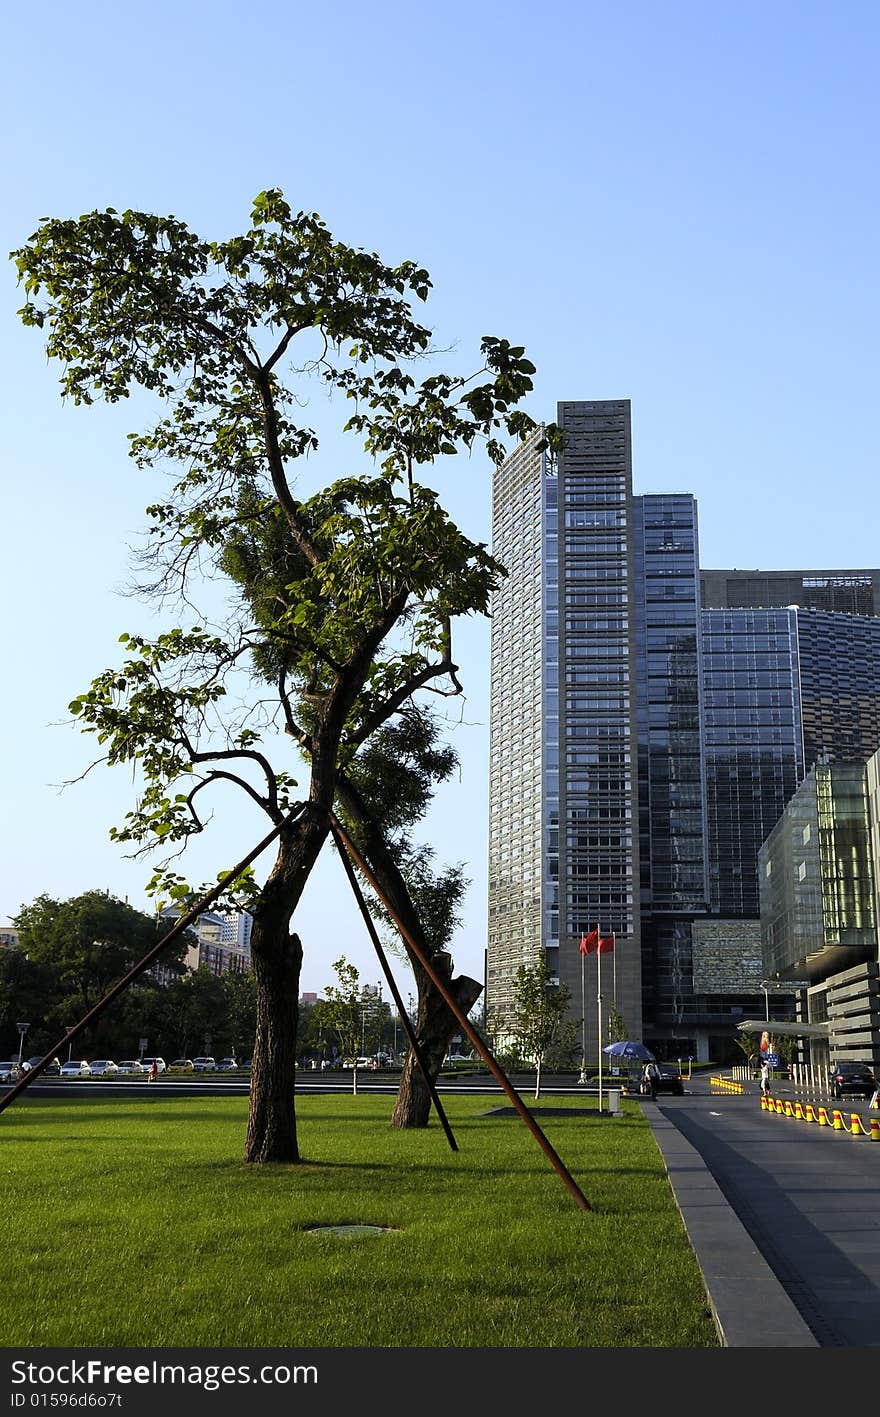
[{"x1": 159, "y1": 907, "x2": 254, "y2": 976}]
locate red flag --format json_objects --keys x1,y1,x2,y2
[
  {"x1": 579, "y1": 928, "x2": 599, "y2": 955},
  {"x1": 598, "y1": 931, "x2": 615, "y2": 954}
]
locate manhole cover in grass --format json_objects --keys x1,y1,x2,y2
[{"x1": 304, "y1": 1224, "x2": 396, "y2": 1238}]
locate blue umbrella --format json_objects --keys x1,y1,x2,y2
[{"x1": 603, "y1": 1040, "x2": 656, "y2": 1062}]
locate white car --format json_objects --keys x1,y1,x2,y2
[
  {"x1": 60, "y1": 1060, "x2": 91, "y2": 1077},
  {"x1": 88, "y1": 1059, "x2": 119, "y2": 1076},
  {"x1": 140, "y1": 1057, "x2": 166, "y2": 1074},
  {"x1": 0, "y1": 1062, "x2": 22, "y2": 1083},
  {"x1": 192, "y1": 1056, "x2": 216, "y2": 1071},
  {"x1": 116, "y1": 1059, "x2": 144, "y2": 1074},
  {"x1": 216, "y1": 1057, "x2": 238, "y2": 1071}
]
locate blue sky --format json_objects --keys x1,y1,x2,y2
[{"x1": 1, "y1": 1, "x2": 878, "y2": 997}]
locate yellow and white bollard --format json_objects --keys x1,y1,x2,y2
[
  {"x1": 851, "y1": 1113, "x2": 868, "y2": 1136},
  {"x1": 870, "y1": 1117, "x2": 880, "y2": 1142},
  {"x1": 818, "y1": 1106, "x2": 830, "y2": 1126}
]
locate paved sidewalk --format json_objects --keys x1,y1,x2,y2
[{"x1": 641, "y1": 1105, "x2": 818, "y2": 1347}]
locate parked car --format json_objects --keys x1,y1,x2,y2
[
  {"x1": 59, "y1": 1060, "x2": 91, "y2": 1077},
  {"x1": 192, "y1": 1056, "x2": 216, "y2": 1071},
  {"x1": 140, "y1": 1057, "x2": 166, "y2": 1074},
  {"x1": 216, "y1": 1057, "x2": 238, "y2": 1071},
  {"x1": 654, "y1": 1063, "x2": 685, "y2": 1096},
  {"x1": 170, "y1": 1059, "x2": 194, "y2": 1071},
  {"x1": 829, "y1": 1062, "x2": 876, "y2": 1099},
  {"x1": 0, "y1": 1062, "x2": 22, "y2": 1082},
  {"x1": 88, "y1": 1060, "x2": 119, "y2": 1076},
  {"x1": 22, "y1": 1056, "x2": 61, "y2": 1075},
  {"x1": 116, "y1": 1059, "x2": 144, "y2": 1074}
]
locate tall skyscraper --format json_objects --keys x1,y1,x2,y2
[
  {"x1": 487, "y1": 398, "x2": 880, "y2": 1062},
  {"x1": 488, "y1": 400, "x2": 642, "y2": 1052}
]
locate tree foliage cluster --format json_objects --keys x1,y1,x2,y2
[
  {"x1": 490, "y1": 963, "x2": 580, "y2": 1098},
  {"x1": 13, "y1": 190, "x2": 562, "y2": 1161},
  {"x1": 1, "y1": 891, "x2": 262, "y2": 1063}
]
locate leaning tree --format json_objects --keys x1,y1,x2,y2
[
  {"x1": 13, "y1": 190, "x2": 560, "y2": 1162},
  {"x1": 335, "y1": 710, "x2": 480, "y2": 1128}
]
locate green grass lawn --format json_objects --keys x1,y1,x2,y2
[{"x1": 2, "y1": 1093, "x2": 718, "y2": 1348}]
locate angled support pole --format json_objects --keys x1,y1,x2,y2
[
  {"x1": 328, "y1": 817, "x2": 458, "y2": 1152},
  {"x1": 330, "y1": 813, "x2": 592, "y2": 1211},
  {"x1": 0, "y1": 804, "x2": 306, "y2": 1118}
]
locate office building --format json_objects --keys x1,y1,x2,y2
[
  {"x1": 758, "y1": 753, "x2": 880, "y2": 1068},
  {"x1": 159, "y1": 907, "x2": 253, "y2": 975},
  {"x1": 487, "y1": 398, "x2": 880, "y2": 1061}
]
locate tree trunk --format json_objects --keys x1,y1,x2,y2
[
  {"x1": 333, "y1": 775, "x2": 484, "y2": 1130},
  {"x1": 245, "y1": 923, "x2": 302, "y2": 1162},
  {"x1": 391, "y1": 960, "x2": 482, "y2": 1129},
  {"x1": 244, "y1": 809, "x2": 329, "y2": 1163}
]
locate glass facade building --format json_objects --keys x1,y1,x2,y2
[
  {"x1": 487, "y1": 434, "x2": 552, "y2": 1000},
  {"x1": 701, "y1": 569, "x2": 880, "y2": 617},
  {"x1": 488, "y1": 402, "x2": 641, "y2": 1047},
  {"x1": 701, "y1": 608, "x2": 805, "y2": 917},
  {"x1": 759, "y1": 762, "x2": 876, "y2": 981},
  {"x1": 488, "y1": 397, "x2": 880, "y2": 1059}
]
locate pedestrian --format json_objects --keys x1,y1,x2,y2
[
  {"x1": 870, "y1": 1070, "x2": 879, "y2": 1110},
  {"x1": 148, "y1": 1060, "x2": 158, "y2": 1083},
  {"x1": 642, "y1": 1060, "x2": 659, "y2": 1101},
  {"x1": 760, "y1": 1059, "x2": 771, "y2": 1097}
]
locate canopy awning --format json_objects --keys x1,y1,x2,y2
[{"x1": 737, "y1": 1019, "x2": 829, "y2": 1038}]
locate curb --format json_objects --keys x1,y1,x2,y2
[{"x1": 641, "y1": 1105, "x2": 818, "y2": 1347}]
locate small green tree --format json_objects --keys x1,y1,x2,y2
[
  {"x1": 510, "y1": 963, "x2": 579, "y2": 1099},
  {"x1": 774, "y1": 1027, "x2": 797, "y2": 1070},
  {"x1": 606, "y1": 1002, "x2": 627, "y2": 1045},
  {"x1": 733, "y1": 1029, "x2": 758, "y2": 1069},
  {"x1": 319, "y1": 957, "x2": 380, "y2": 1095}
]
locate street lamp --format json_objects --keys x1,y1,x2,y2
[
  {"x1": 16, "y1": 1022, "x2": 30, "y2": 1066},
  {"x1": 760, "y1": 981, "x2": 771, "y2": 1022}
]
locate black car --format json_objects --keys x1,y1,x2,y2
[
  {"x1": 22, "y1": 1056, "x2": 61, "y2": 1075},
  {"x1": 654, "y1": 1063, "x2": 684, "y2": 1096},
  {"x1": 829, "y1": 1062, "x2": 876, "y2": 1100}
]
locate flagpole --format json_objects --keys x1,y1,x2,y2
[
  {"x1": 597, "y1": 922, "x2": 603, "y2": 1114},
  {"x1": 579, "y1": 938, "x2": 586, "y2": 1085}
]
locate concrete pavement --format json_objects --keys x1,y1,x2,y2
[
  {"x1": 642, "y1": 1083, "x2": 880, "y2": 1348},
  {"x1": 642, "y1": 1103, "x2": 818, "y2": 1346}
]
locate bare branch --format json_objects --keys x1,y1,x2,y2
[{"x1": 187, "y1": 770, "x2": 283, "y2": 824}]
